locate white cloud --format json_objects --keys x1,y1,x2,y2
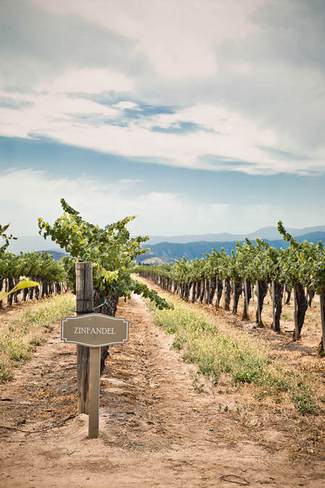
[
  {"x1": 113, "y1": 101, "x2": 138, "y2": 110},
  {"x1": 32, "y1": 0, "x2": 259, "y2": 80},
  {"x1": 38, "y1": 68, "x2": 135, "y2": 94},
  {"x1": 1, "y1": 0, "x2": 325, "y2": 175},
  {"x1": 1, "y1": 168, "x2": 323, "y2": 238},
  {"x1": 0, "y1": 90, "x2": 323, "y2": 174}
]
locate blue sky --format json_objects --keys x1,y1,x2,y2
[{"x1": 0, "y1": 0, "x2": 324, "y2": 237}]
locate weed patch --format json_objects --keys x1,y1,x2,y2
[
  {"x1": 148, "y1": 297, "x2": 318, "y2": 415},
  {"x1": 0, "y1": 294, "x2": 74, "y2": 382}
]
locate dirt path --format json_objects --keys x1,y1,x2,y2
[{"x1": 0, "y1": 295, "x2": 324, "y2": 487}]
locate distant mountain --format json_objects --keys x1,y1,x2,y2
[
  {"x1": 296, "y1": 231, "x2": 325, "y2": 242},
  {"x1": 8, "y1": 226, "x2": 325, "y2": 260},
  {"x1": 248, "y1": 226, "x2": 325, "y2": 240},
  {"x1": 38, "y1": 250, "x2": 67, "y2": 260},
  {"x1": 139, "y1": 231, "x2": 325, "y2": 263},
  {"x1": 148, "y1": 233, "x2": 243, "y2": 244},
  {"x1": 148, "y1": 225, "x2": 325, "y2": 244}
]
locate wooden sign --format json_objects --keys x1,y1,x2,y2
[
  {"x1": 61, "y1": 313, "x2": 128, "y2": 347},
  {"x1": 61, "y1": 308, "x2": 129, "y2": 439}
]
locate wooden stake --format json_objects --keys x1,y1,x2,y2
[
  {"x1": 293, "y1": 286, "x2": 299, "y2": 340},
  {"x1": 320, "y1": 291, "x2": 325, "y2": 353},
  {"x1": 88, "y1": 347, "x2": 101, "y2": 439},
  {"x1": 272, "y1": 280, "x2": 276, "y2": 329},
  {"x1": 76, "y1": 262, "x2": 93, "y2": 414},
  {"x1": 244, "y1": 279, "x2": 249, "y2": 320},
  {"x1": 256, "y1": 280, "x2": 260, "y2": 326}
]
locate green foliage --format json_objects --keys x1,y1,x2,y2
[
  {"x1": 132, "y1": 280, "x2": 171, "y2": 309},
  {"x1": 139, "y1": 222, "x2": 325, "y2": 293},
  {"x1": 278, "y1": 220, "x2": 325, "y2": 291},
  {"x1": 0, "y1": 249, "x2": 67, "y2": 305},
  {"x1": 38, "y1": 199, "x2": 169, "y2": 308},
  {"x1": 0, "y1": 224, "x2": 17, "y2": 253},
  {"x1": 0, "y1": 278, "x2": 39, "y2": 301}
]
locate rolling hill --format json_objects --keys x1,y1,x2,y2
[
  {"x1": 9, "y1": 226, "x2": 325, "y2": 263},
  {"x1": 147, "y1": 225, "x2": 325, "y2": 244},
  {"x1": 138, "y1": 231, "x2": 325, "y2": 263}
]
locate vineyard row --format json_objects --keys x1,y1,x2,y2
[
  {"x1": 138, "y1": 222, "x2": 325, "y2": 353},
  {"x1": 0, "y1": 251, "x2": 67, "y2": 308}
]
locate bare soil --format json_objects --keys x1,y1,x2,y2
[{"x1": 0, "y1": 294, "x2": 324, "y2": 488}]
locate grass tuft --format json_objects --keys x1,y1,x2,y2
[
  {"x1": 5, "y1": 337, "x2": 32, "y2": 362},
  {"x1": 0, "y1": 294, "x2": 74, "y2": 382},
  {"x1": 0, "y1": 354, "x2": 13, "y2": 382},
  {"x1": 292, "y1": 386, "x2": 318, "y2": 415},
  {"x1": 148, "y1": 298, "x2": 318, "y2": 415}
]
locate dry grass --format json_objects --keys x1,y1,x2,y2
[
  {"x1": 0, "y1": 294, "x2": 74, "y2": 382},
  {"x1": 148, "y1": 294, "x2": 318, "y2": 415}
]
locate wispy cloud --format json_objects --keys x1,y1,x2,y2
[
  {"x1": 257, "y1": 145, "x2": 308, "y2": 162},
  {"x1": 152, "y1": 121, "x2": 213, "y2": 135},
  {"x1": 2, "y1": 168, "x2": 315, "y2": 236},
  {"x1": 0, "y1": 96, "x2": 33, "y2": 110},
  {"x1": 0, "y1": 0, "x2": 324, "y2": 176}
]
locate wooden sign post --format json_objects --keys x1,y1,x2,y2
[
  {"x1": 88, "y1": 347, "x2": 100, "y2": 438},
  {"x1": 75, "y1": 262, "x2": 93, "y2": 415},
  {"x1": 62, "y1": 262, "x2": 128, "y2": 439},
  {"x1": 62, "y1": 313, "x2": 128, "y2": 438}
]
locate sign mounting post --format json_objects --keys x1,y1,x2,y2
[
  {"x1": 61, "y1": 312, "x2": 128, "y2": 439},
  {"x1": 88, "y1": 347, "x2": 100, "y2": 438}
]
